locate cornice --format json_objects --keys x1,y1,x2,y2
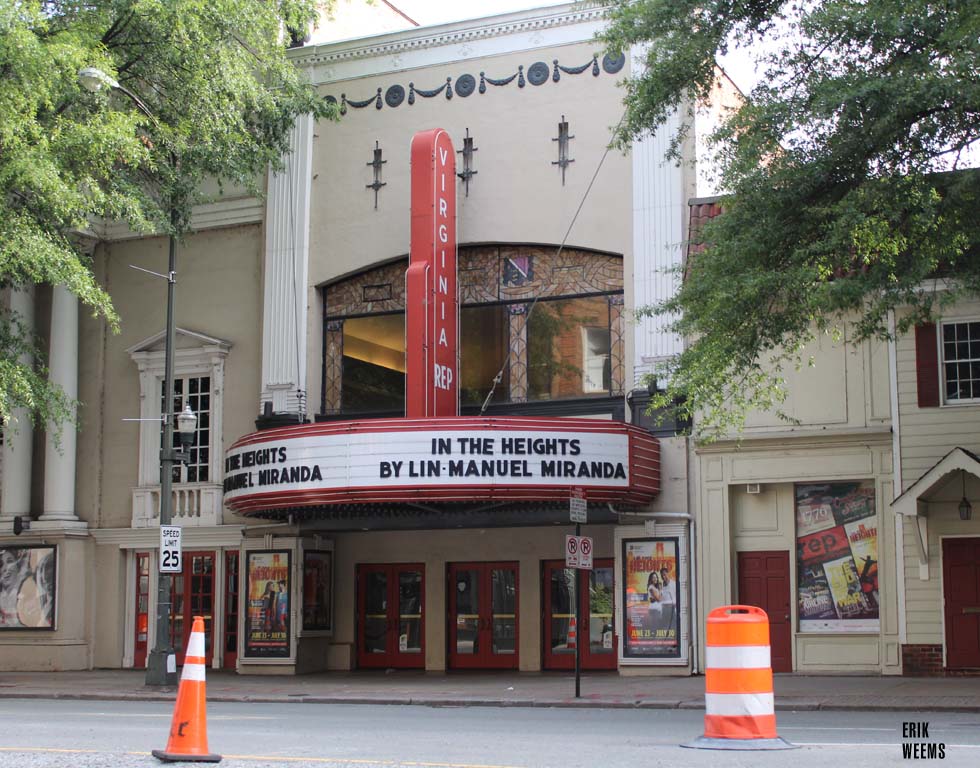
[
  {"x1": 289, "y1": 3, "x2": 607, "y2": 79},
  {"x1": 695, "y1": 426, "x2": 893, "y2": 455}
]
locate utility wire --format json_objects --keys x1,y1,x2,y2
[{"x1": 479, "y1": 110, "x2": 628, "y2": 414}]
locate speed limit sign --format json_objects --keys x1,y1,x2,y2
[{"x1": 159, "y1": 526, "x2": 182, "y2": 573}]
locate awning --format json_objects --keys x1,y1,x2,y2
[{"x1": 891, "y1": 446, "x2": 980, "y2": 572}]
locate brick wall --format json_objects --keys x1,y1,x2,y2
[{"x1": 902, "y1": 644, "x2": 943, "y2": 675}]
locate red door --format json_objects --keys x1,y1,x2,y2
[
  {"x1": 448, "y1": 562, "x2": 519, "y2": 669},
  {"x1": 357, "y1": 564, "x2": 425, "y2": 668},
  {"x1": 223, "y1": 551, "x2": 239, "y2": 669},
  {"x1": 169, "y1": 551, "x2": 216, "y2": 666},
  {"x1": 737, "y1": 551, "x2": 792, "y2": 673},
  {"x1": 134, "y1": 552, "x2": 151, "y2": 668},
  {"x1": 542, "y1": 560, "x2": 616, "y2": 670},
  {"x1": 943, "y1": 538, "x2": 980, "y2": 669}
]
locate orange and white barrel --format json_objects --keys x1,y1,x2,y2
[
  {"x1": 682, "y1": 605, "x2": 795, "y2": 751},
  {"x1": 704, "y1": 605, "x2": 776, "y2": 739}
]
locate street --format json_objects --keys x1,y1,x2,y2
[{"x1": 0, "y1": 700, "x2": 978, "y2": 767}]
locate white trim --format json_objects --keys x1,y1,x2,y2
[
  {"x1": 938, "y1": 317, "x2": 980, "y2": 405},
  {"x1": 91, "y1": 526, "x2": 244, "y2": 549},
  {"x1": 892, "y1": 447, "x2": 980, "y2": 516},
  {"x1": 704, "y1": 692, "x2": 775, "y2": 717},
  {"x1": 122, "y1": 549, "x2": 137, "y2": 668},
  {"x1": 705, "y1": 645, "x2": 771, "y2": 670}
]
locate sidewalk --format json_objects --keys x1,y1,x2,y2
[{"x1": 2, "y1": 669, "x2": 980, "y2": 711}]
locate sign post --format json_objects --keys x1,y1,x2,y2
[{"x1": 569, "y1": 488, "x2": 590, "y2": 698}]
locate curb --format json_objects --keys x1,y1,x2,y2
[{"x1": 2, "y1": 690, "x2": 980, "y2": 712}]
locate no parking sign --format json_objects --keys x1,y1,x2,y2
[{"x1": 565, "y1": 535, "x2": 593, "y2": 570}]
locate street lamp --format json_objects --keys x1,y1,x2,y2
[{"x1": 79, "y1": 66, "x2": 189, "y2": 686}]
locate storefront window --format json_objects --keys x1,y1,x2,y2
[
  {"x1": 342, "y1": 314, "x2": 405, "y2": 412},
  {"x1": 527, "y1": 297, "x2": 611, "y2": 400},
  {"x1": 302, "y1": 551, "x2": 333, "y2": 632},
  {"x1": 460, "y1": 304, "x2": 509, "y2": 405},
  {"x1": 796, "y1": 481, "x2": 879, "y2": 632}
]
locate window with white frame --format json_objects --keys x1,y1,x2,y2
[
  {"x1": 942, "y1": 320, "x2": 980, "y2": 402},
  {"x1": 160, "y1": 375, "x2": 211, "y2": 483},
  {"x1": 129, "y1": 329, "x2": 230, "y2": 490}
]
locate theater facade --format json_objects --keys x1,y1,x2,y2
[{"x1": 0, "y1": 4, "x2": 707, "y2": 675}]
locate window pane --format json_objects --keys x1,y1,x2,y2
[
  {"x1": 527, "y1": 297, "x2": 611, "y2": 400},
  {"x1": 460, "y1": 305, "x2": 509, "y2": 405},
  {"x1": 342, "y1": 314, "x2": 405, "y2": 412}
]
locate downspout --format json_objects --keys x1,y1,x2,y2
[{"x1": 888, "y1": 309, "x2": 907, "y2": 646}]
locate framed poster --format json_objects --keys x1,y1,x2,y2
[
  {"x1": 622, "y1": 538, "x2": 680, "y2": 658},
  {"x1": 302, "y1": 550, "x2": 333, "y2": 632},
  {"x1": 796, "y1": 481, "x2": 879, "y2": 633},
  {"x1": 244, "y1": 551, "x2": 291, "y2": 658},
  {"x1": 0, "y1": 545, "x2": 56, "y2": 630}
]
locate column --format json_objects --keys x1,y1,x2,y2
[
  {"x1": 39, "y1": 284, "x2": 84, "y2": 527},
  {"x1": 507, "y1": 303, "x2": 529, "y2": 402},
  {"x1": 0, "y1": 286, "x2": 34, "y2": 526},
  {"x1": 260, "y1": 114, "x2": 313, "y2": 418}
]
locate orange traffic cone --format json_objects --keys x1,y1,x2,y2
[{"x1": 152, "y1": 616, "x2": 222, "y2": 763}]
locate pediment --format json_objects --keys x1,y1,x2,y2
[
  {"x1": 127, "y1": 328, "x2": 232, "y2": 357},
  {"x1": 892, "y1": 447, "x2": 980, "y2": 516}
]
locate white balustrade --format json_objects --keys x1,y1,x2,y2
[{"x1": 131, "y1": 483, "x2": 224, "y2": 528}]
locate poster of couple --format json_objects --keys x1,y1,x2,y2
[
  {"x1": 623, "y1": 538, "x2": 680, "y2": 658},
  {"x1": 245, "y1": 551, "x2": 291, "y2": 657}
]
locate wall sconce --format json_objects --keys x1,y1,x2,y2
[{"x1": 959, "y1": 470, "x2": 973, "y2": 521}]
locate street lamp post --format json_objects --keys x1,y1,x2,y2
[{"x1": 79, "y1": 67, "x2": 196, "y2": 686}]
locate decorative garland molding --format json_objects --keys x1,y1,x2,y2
[{"x1": 293, "y1": 4, "x2": 612, "y2": 85}]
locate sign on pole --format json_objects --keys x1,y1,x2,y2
[
  {"x1": 159, "y1": 526, "x2": 182, "y2": 573},
  {"x1": 565, "y1": 534, "x2": 593, "y2": 570},
  {"x1": 570, "y1": 487, "x2": 587, "y2": 524},
  {"x1": 579, "y1": 535, "x2": 593, "y2": 570},
  {"x1": 565, "y1": 534, "x2": 580, "y2": 568}
]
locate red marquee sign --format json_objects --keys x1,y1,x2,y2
[{"x1": 407, "y1": 128, "x2": 458, "y2": 418}]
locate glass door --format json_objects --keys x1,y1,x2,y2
[
  {"x1": 168, "y1": 551, "x2": 215, "y2": 666},
  {"x1": 356, "y1": 563, "x2": 425, "y2": 668},
  {"x1": 447, "y1": 562, "x2": 519, "y2": 669},
  {"x1": 542, "y1": 559, "x2": 616, "y2": 670}
]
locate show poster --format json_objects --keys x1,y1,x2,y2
[
  {"x1": 0, "y1": 546, "x2": 56, "y2": 630},
  {"x1": 796, "y1": 482, "x2": 879, "y2": 632},
  {"x1": 302, "y1": 551, "x2": 332, "y2": 632},
  {"x1": 245, "y1": 551, "x2": 291, "y2": 657},
  {"x1": 622, "y1": 538, "x2": 680, "y2": 658}
]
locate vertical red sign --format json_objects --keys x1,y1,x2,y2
[{"x1": 407, "y1": 128, "x2": 457, "y2": 418}]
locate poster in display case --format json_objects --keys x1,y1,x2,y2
[
  {"x1": 244, "y1": 551, "x2": 291, "y2": 657},
  {"x1": 622, "y1": 537, "x2": 680, "y2": 658}
]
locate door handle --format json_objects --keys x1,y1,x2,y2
[{"x1": 963, "y1": 607, "x2": 980, "y2": 614}]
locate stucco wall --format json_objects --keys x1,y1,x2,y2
[{"x1": 76, "y1": 225, "x2": 263, "y2": 530}]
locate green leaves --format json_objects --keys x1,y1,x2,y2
[
  {"x1": 602, "y1": 0, "x2": 980, "y2": 439},
  {"x1": 0, "y1": 0, "x2": 337, "y2": 431}
]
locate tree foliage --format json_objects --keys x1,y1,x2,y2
[
  {"x1": 602, "y1": 0, "x2": 980, "y2": 439},
  {"x1": 0, "y1": 0, "x2": 335, "y2": 433}
]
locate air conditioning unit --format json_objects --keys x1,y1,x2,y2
[{"x1": 746, "y1": 483, "x2": 762, "y2": 494}]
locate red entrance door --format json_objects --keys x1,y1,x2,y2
[
  {"x1": 448, "y1": 562, "x2": 519, "y2": 669},
  {"x1": 737, "y1": 551, "x2": 792, "y2": 673},
  {"x1": 943, "y1": 537, "x2": 980, "y2": 669},
  {"x1": 542, "y1": 560, "x2": 616, "y2": 670},
  {"x1": 356, "y1": 564, "x2": 425, "y2": 668},
  {"x1": 169, "y1": 551, "x2": 216, "y2": 666}
]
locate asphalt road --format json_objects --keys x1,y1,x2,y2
[{"x1": 0, "y1": 699, "x2": 978, "y2": 767}]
